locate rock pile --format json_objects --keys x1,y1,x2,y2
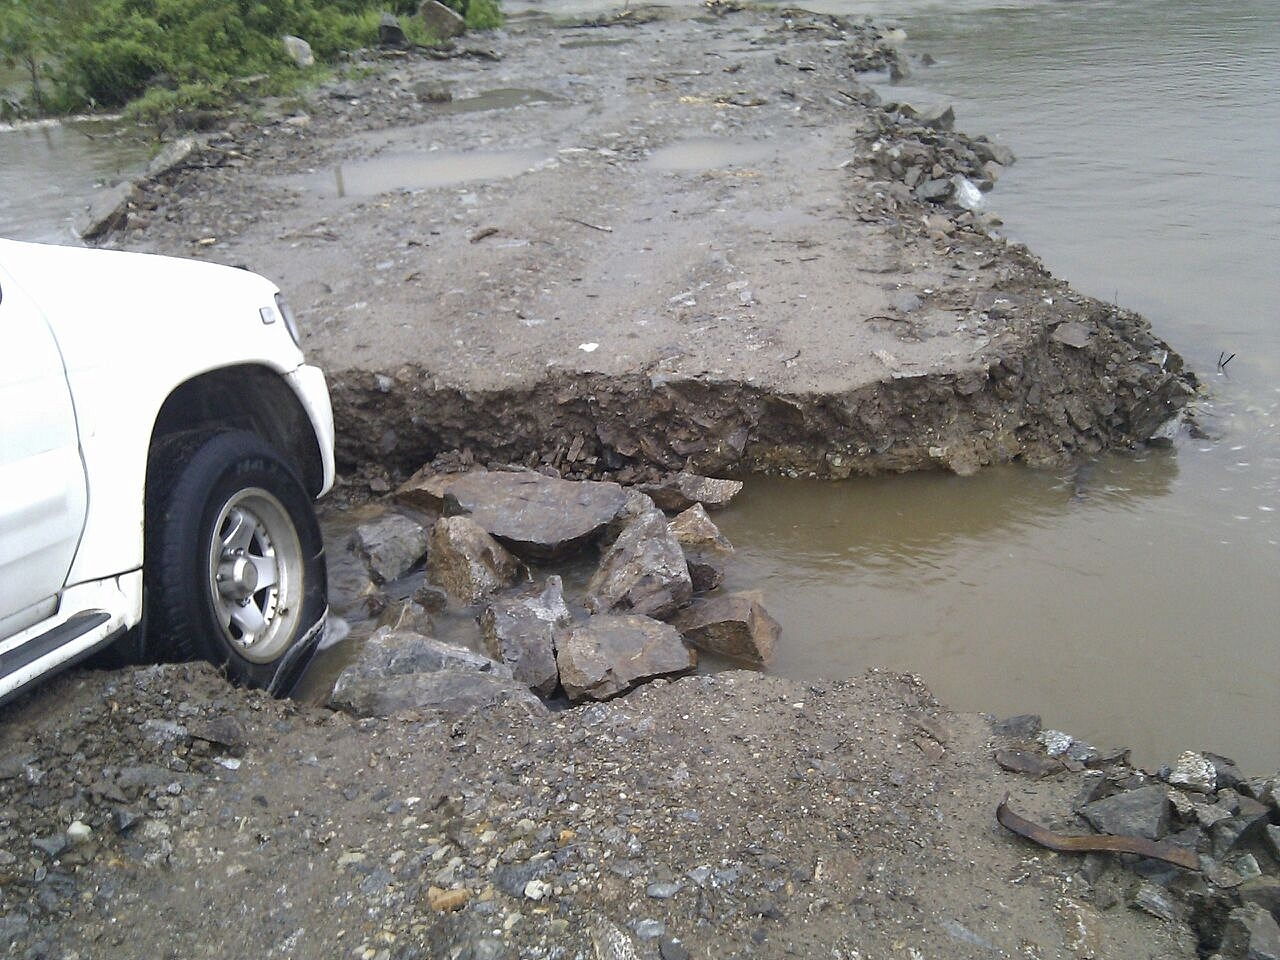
[
  {"x1": 993, "y1": 715, "x2": 1280, "y2": 959},
  {"x1": 330, "y1": 467, "x2": 781, "y2": 715},
  {"x1": 857, "y1": 104, "x2": 1016, "y2": 213}
]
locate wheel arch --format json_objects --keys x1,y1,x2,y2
[{"x1": 150, "y1": 365, "x2": 327, "y2": 498}]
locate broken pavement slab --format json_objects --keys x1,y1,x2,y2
[{"x1": 115, "y1": 8, "x2": 1195, "y2": 482}]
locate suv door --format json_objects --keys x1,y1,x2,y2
[{"x1": 0, "y1": 267, "x2": 89, "y2": 638}]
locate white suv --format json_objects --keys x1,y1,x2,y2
[{"x1": 0, "y1": 239, "x2": 335, "y2": 702}]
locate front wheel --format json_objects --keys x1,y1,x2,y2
[{"x1": 145, "y1": 431, "x2": 327, "y2": 694}]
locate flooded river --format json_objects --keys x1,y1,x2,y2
[
  {"x1": 3, "y1": 0, "x2": 1276, "y2": 770},
  {"x1": 715, "y1": 0, "x2": 1279, "y2": 771}
]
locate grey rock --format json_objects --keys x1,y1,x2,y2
[
  {"x1": 1051, "y1": 321, "x2": 1094, "y2": 350},
  {"x1": 916, "y1": 103, "x2": 955, "y2": 130},
  {"x1": 374, "y1": 598, "x2": 435, "y2": 635},
  {"x1": 493, "y1": 860, "x2": 551, "y2": 897},
  {"x1": 659, "y1": 938, "x2": 691, "y2": 960},
  {"x1": 587, "y1": 505, "x2": 693, "y2": 620},
  {"x1": 378, "y1": 13, "x2": 409, "y2": 48},
  {"x1": 890, "y1": 291, "x2": 921, "y2": 314},
  {"x1": 1212, "y1": 795, "x2": 1273, "y2": 856},
  {"x1": 992, "y1": 714, "x2": 1042, "y2": 739},
  {"x1": 427, "y1": 515, "x2": 521, "y2": 604},
  {"x1": 1238, "y1": 876, "x2": 1280, "y2": 920},
  {"x1": 1131, "y1": 882, "x2": 1181, "y2": 922},
  {"x1": 1074, "y1": 771, "x2": 1109, "y2": 808},
  {"x1": 76, "y1": 181, "x2": 134, "y2": 240},
  {"x1": 971, "y1": 136, "x2": 1016, "y2": 167},
  {"x1": 32, "y1": 834, "x2": 68, "y2": 859},
  {"x1": 634, "y1": 918, "x2": 666, "y2": 939},
  {"x1": 333, "y1": 628, "x2": 510, "y2": 683},
  {"x1": 394, "y1": 466, "x2": 456, "y2": 512},
  {"x1": 187, "y1": 716, "x2": 248, "y2": 752},
  {"x1": 915, "y1": 178, "x2": 953, "y2": 202},
  {"x1": 331, "y1": 669, "x2": 543, "y2": 718},
  {"x1": 351, "y1": 513, "x2": 429, "y2": 583},
  {"x1": 668, "y1": 592, "x2": 780, "y2": 666},
  {"x1": 556, "y1": 614, "x2": 696, "y2": 702},
  {"x1": 419, "y1": 0, "x2": 467, "y2": 39},
  {"x1": 414, "y1": 80, "x2": 453, "y2": 103},
  {"x1": 890, "y1": 101, "x2": 954, "y2": 130},
  {"x1": 669, "y1": 503, "x2": 734, "y2": 593},
  {"x1": 638, "y1": 473, "x2": 744, "y2": 512},
  {"x1": 1204, "y1": 752, "x2": 1245, "y2": 791},
  {"x1": 1080, "y1": 785, "x2": 1170, "y2": 840},
  {"x1": 1266, "y1": 824, "x2": 1280, "y2": 860},
  {"x1": 112, "y1": 807, "x2": 143, "y2": 833},
  {"x1": 412, "y1": 583, "x2": 450, "y2": 614},
  {"x1": 646, "y1": 881, "x2": 682, "y2": 899},
  {"x1": 281, "y1": 35, "x2": 314, "y2": 68},
  {"x1": 994, "y1": 748, "x2": 1061, "y2": 779},
  {"x1": 445, "y1": 471, "x2": 629, "y2": 560},
  {"x1": 1219, "y1": 904, "x2": 1280, "y2": 960},
  {"x1": 145, "y1": 137, "x2": 199, "y2": 179},
  {"x1": 668, "y1": 503, "x2": 734, "y2": 553},
  {"x1": 480, "y1": 576, "x2": 571, "y2": 696}
]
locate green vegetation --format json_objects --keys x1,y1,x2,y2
[{"x1": 0, "y1": 0, "x2": 500, "y2": 122}]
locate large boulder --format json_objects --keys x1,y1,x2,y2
[
  {"x1": 336, "y1": 627, "x2": 511, "y2": 680},
  {"x1": 395, "y1": 465, "x2": 457, "y2": 513},
  {"x1": 669, "y1": 591, "x2": 779, "y2": 665},
  {"x1": 587, "y1": 505, "x2": 693, "y2": 619},
  {"x1": 378, "y1": 13, "x2": 410, "y2": 49},
  {"x1": 419, "y1": 0, "x2": 467, "y2": 40},
  {"x1": 427, "y1": 515, "x2": 521, "y2": 604},
  {"x1": 668, "y1": 502, "x2": 734, "y2": 593},
  {"x1": 555, "y1": 615, "x2": 696, "y2": 701},
  {"x1": 444, "y1": 471, "x2": 630, "y2": 560},
  {"x1": 638, "y1": 473, "x2": 744, "y2": 512},
  {"x1": 333, "y1": 671, "x2": 544, "y2": 718},
  {"x1": 351, "y1": 513, "x2": 429, "y2": 583},
  {"x1": 1079, "y1": 785, "x2": 1171, "y2": 840},
  {"x1": 329, "y1": 628, "x2": 542, "y2": 717},
  {"x1": 479, "y1": 576, "x2": 571, "y2": 696},
  {"x1": 281, "y1": 35, "x2": 314, "y2": 68}
]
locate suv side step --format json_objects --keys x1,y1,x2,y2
[{"x1": 0, "y1": 610, "x2": 120, "y2": 707}]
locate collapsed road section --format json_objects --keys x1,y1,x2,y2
[{"x1": 108, "y1": 6, "x2": 1194, "y2": 482}]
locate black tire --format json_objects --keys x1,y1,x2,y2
[{"x1": 144, "y1": 430, "x2": 327, "y2": 695}]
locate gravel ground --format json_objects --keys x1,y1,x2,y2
[{"x1": 0, "y1": 662, "x2": 1201, "y2": 959}]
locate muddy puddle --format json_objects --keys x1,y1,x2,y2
[
  {"x1": 312, "y1": 147, "x2": 551, "y2": 198},
  {"x1": 433, "y1": 87, "x2": 565, "y2": 114}
]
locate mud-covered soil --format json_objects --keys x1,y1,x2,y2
[
  {"x1": 0, "y1": 662, "x2": 1203, "y2": 959},
  {"x1": 110, "y1": 5, "x2": 1194, "y2": 485}
]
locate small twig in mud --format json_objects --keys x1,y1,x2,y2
[
  {"x1": 469, "y1": 227, "x2": 499, "y2": 243},
  {"x1": 781, "y1": 350, "x2": 801, "y2": 364},
  {"x1": 1217, "y1": 351, "x2": 1236, "y2": 372},
  {"x1": 862, "y1": 314, "x2": 898, "y2": 323},
  {"x1": 563, "y1": 217, "x2": 614, "y2": 233}
]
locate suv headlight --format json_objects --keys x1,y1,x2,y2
[{"x1": 260, "y1": 293, "x2": 303, "y2": 347}]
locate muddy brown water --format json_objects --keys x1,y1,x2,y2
[{"x1": 3, "y1": 0, "x2": 1276, "y2": 771}]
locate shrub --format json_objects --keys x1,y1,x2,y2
[{"x1": 10, "y1": 0, "x2": 503, "y2": 116}]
